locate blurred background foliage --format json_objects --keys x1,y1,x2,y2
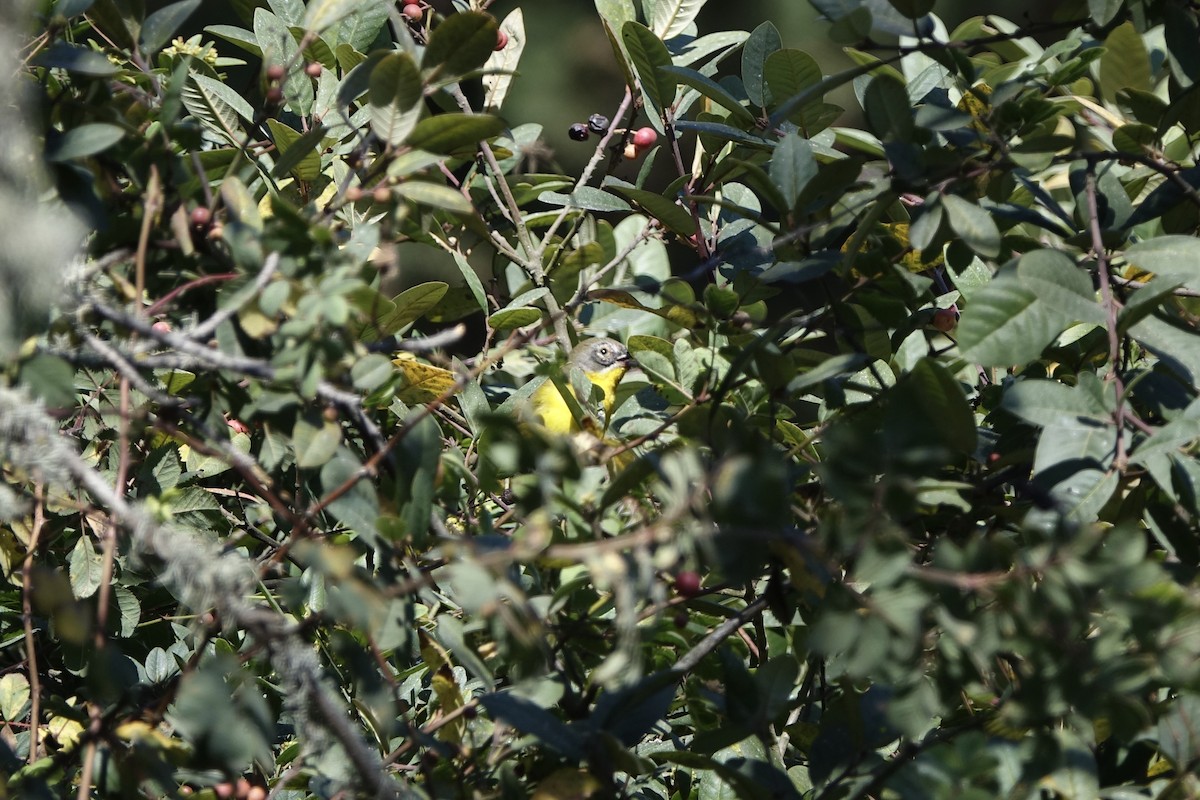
[{"x1": 7, "y1": 0, "x2": 1200, "y2": 798}]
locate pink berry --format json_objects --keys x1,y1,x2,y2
[
  {"x1": 495, "y1": 29, "x2": 508, "y2": 51},
  {"x1": 402, "y1": 3, "x2": 422, "y2": 20},
  {"x1": 631, "y1": 127, "x2": 657, "y2": 148}
]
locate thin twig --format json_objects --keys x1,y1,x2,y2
[
  {"x1": 187, "y1": 252, "x2": 280, "y2": 341},
  {"x1": 1084, "y1": 158, "x2": 1127, "y2": 470},
  {"x1": 22, "y1": 481, "x2": 45, "y2": 764}
]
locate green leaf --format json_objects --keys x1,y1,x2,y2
[
  {"x1": 379, "y1": 282, "x2": 450, "y2": 334},
  {"x1": 769, "y1": 133, "x2": 817, "y2": 210},
  {"x1": 394, "y1": 181, "x2": 473, "y2": 214},
  {"x1": 480, "y1": 692, "x2": 586, "y2": 760},
  {"x1": 540, "y1": 187, "x2": 632, "y2": 212},
  {"x1": 622, "y1": 21, "x2": 676, "y2": 123},
  {"x1": 45, "y1": 123, "x2": 125, "y2": 162},
  {"x1": 183, "y1": 72, "x2": 255, "y2": 143},
  {"x1": 205, "y1": 24, "x2": 262, "y2": 57},
  {"x1": 321, "y1": 448, "x2": 381, "y2": 546},
  {"x1": 85, "y1": 0, "x2": 141, "y2": 51},
  {"x1": 18, "y1": 354, "x2": 76, "y2": 407},
  {"x1": 368, "y1": 52, "x2": 423, "y2": 146},
  {"x1": 293, "y1": 415, "x2": 342, "y2": 469},
  {"x1": 889, "y1": 358, "x2": 977, "y2": 456},
  {"x1": 483, "y1": 8, "x2": 525, "y2": 111},
  {"x1": 1089, "y1": 0, "x2": 1125, "y2": 29},
  {"x1": 422, "y1": 10, "x2": 498, "y2": 80},
  {"x1": 451, "y1": 251, "x2": 489, "y2": 316},
  {"x1": 1016, "y1": 249, "x2": 1105, "y2": 325},
  {"x1": 660, "y1": 65, "x2": 756, "y2": 125},
  {"x1": 646, "y1": 0, "x2": 707, "y2": 41},
  {"x1": 268, "y1": 0, "x2": 304, "y2": 25},
  {"x1": 942, "y1": 195, "x2": 1000, "y2": 259},
  {"x1": 33, "y1": 41, "x2": 121, "y2": 76},
  {"x1": 1130, "y1": 311, "x2": 1200, "y2": 385},
  {"x1": 406, "y1": 113, "x2": 505, "y2": 155},
  {"x1": 672, "y1": 119, "x2": 773, "y2": 148},
  {"x1": 335, "y1": 1, "x2": 388, "y2": 51},
  {"x1": 397, "y1": 414, "x2": 440, "y2": 542},
  {"x1": 1164, "y1": 2, "x2": 1200, "y2": 87},
  {"x1": 266, "y1": 119, "x2": 323, "y2": 182},
  {"x1": 351, "y1": 354, "x2": 394, "y2": 392},
  {"x1": 68, "y1": 535, "x2": 104, "y2": 599},
  {"x1": 957, "y1": 273, "x2": 1062, "y2": 367},
  {"x1": 254, "y1": 8, "x2": 313, "y2": 115},
  {"x1": 140, "y1": 0, "x2": 201, "y2": 53},
  {"x1": 863, "y1": 73, "x2": 913, "y2": 141},
  {"x1": 672, "y1": 30, "x2": 750, "y2": 67},
  {"x1": 1100, "y1": 22, "x2": 1151, "y2": 101},
  {"x1": 145, "y1": 647, "x2": 179, "y2": 683},
  {"x1": 114, "y1": 586, "x2": 140, "y2": 638},
  {"x1": 742, "y1": 21, "x2": 781, "y2": 108},
  {"x1": 488, "y1": 307, "x2": 542, "y2": 329},
  {"x1": 1125, "y1": 235, "x2": 1200, "y2": 288},
  {"x1": 171, "y1": 487, "x2": 220, "y2": 513},
  {"x1": 605, "y1": 183, "x2": 696, "y2": 236},
  {"x1": 1157, "y1": 694, "x2": 1200, "y2": 773},
  {"x1": 301, "y1": 0, "x2": 363, "y2": 34},
  {"x1": 1002, "y1": 379, "x2": 1109, "y2": 429},
  {"x1": 763, "y1": 49, "x2": 822, "y2": 121}
]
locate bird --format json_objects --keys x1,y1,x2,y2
[{"x1": 529, "y1": 337, "x2": 633, "y2": 434}]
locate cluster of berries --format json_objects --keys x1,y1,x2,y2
[
  {"x1": 401, "y1": 4, "x2": 508, "y2": 50},
  {"x1": 567, "y1": 114, "x2": 658, "y2": 160}
]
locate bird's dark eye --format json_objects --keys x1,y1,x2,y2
[{"x1": 599, "y1": 347, "x2": 609, "y2": 356}]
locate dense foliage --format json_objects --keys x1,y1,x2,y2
[{"x1": 6, "y1": 0, "x2": 1200, "y2": 797}]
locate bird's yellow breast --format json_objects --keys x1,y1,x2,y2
[{"x1": 530, "y1": 368, "x2": 625, "y2": 434}]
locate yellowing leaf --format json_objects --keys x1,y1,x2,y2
[
  {"x1": 531, "y1": 768, "x2": 604, "y2": 800},
  {"x1": 0, "y1": 673, "x2": 30, "y2": 721},
  {"x1": 115, "y1": 720, "x2": 190, "y2": 755},
  {"x1": 843, "y1": 221, "x2": 943, "y2": 275},
  {"x1": 47, "y1": 714, "x2": 85, "y2": 749},
  {"x1": 392, "y1": 354, "x2": 459, "y2": 405}
]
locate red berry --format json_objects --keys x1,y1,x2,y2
[
  {"x1": 402, "y1": 3, "x2": 423, "y2": 20},
  {"x1": 344, "y1": 186, "x2": 364, "y2": 202},
  {"x1": 265, "y1": 64, "x2": 285, "y2": 82},
  {"x1": 931, "y1": 307, "x2": 958, "y2": 332},
  {"x1": 631, "y1": 127, "x2": 657, "y2": 148},
  {"x1": 265, "y1": 86, "x2": 284, "y2": 105},
  {"x1": 495, "y1": 29, "x2": 508, "y2": 50},
  {"x1": 190, "y1": 206, "x2": 212, "y2": 227},
  {"x1": 304, "y1": 62, "x2": 322, "y2": 78},
  {"x1": 151, "y1": 320, "x2": 172, "y2": 334},
  {"x1": 675, "y1": 571, "x2": 702, "y2": 597}
]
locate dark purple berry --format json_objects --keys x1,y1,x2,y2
[
  {"x1": 568, "y1": 123, "x2": 590, "y2": 142},
  {"x1": 587, "y1": 113, "x2": 610, "y2": 134}
]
